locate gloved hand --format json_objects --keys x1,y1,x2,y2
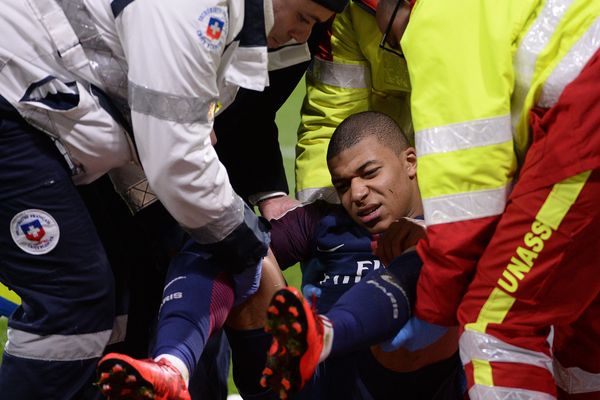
[
  {"x1": 199, "y1": 204, "x2": 270, "y2": 274},
  {"x1": 232, "y1": 259, "x2": 263, "y2": 306},
  {"x1": 381, "y1": 316, "x2": 448, "y2": 352},
  {"x1": 302, "y1": 284, "x2": 322, "y2": 307}
]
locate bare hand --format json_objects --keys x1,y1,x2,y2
[
  {"x1": 375, "y1": 218, "x2": 426, "y2": 265},
  {"x1": 258, "y1": 196, "x2": 302, "y2": 220}
]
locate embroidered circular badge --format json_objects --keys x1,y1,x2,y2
[
  {"x1": 10, "y1": 209, "x2": 60, "y2": 255},
  {"x1": 197, "y1": 7, "x2": 228, "y2": 52}
]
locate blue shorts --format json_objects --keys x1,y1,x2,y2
[{"x1": 0, "y1": 96, "x2": 114, "y2": 339}]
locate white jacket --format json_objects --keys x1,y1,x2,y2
[{"x1": 0, "y1": 0, "x2": 308, "y2": 243}]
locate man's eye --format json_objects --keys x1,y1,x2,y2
[
  {"x1": 334, "y1": 182, "x2": 349, "y2": 193},
  {"x1": 364, "y1": 169, "x2": 378, "y2": 178}
]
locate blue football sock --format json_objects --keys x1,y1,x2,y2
[
  {"x1": 151, "y1": 241, "x2": 234, "y2": 374},
  {"x1": 326, "y1": 251, "x2": 422, "y2": 355},
  {"x1": 226, "y1": 327, "x2": 279, "y2": 399}
]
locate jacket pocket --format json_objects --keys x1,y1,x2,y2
[{"x1": 0, "y1": 55, "x2": 134, "y2": 184}]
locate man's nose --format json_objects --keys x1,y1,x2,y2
[{"x1": 350, "y1": 180, "x2": 368, "y2": 203}]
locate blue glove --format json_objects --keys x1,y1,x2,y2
[
  {"x1": 381, "y1": 316, "x2": 448, "y2": 352},
  {"x1": 232, "y1": 259, "x2": 263, "y2": 306},
  {"x1": 302, "y1": 284, "x2": 322, "y2": 306}
]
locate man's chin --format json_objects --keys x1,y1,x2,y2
[
  {"x1": 370, "y1": 222, "x2": 391, "y2": 234},
  {"x1": 356, "y1": 217, "x2": 391, "y2": 235}
]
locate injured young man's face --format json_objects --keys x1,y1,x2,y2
[{"x1": 328, "y1": 135, "x2": 418, "y2": 234}]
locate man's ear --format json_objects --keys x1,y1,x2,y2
[{"x1": 404, "y1": 147, "x2": 417, "y2": 178}]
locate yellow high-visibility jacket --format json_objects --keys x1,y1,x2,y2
[
  {"x1": 296, "y1": 0, "x2": 412, "y2": 202},
  {"x1": 403, "y1": 0, "x2": 600, "y2": 326}
]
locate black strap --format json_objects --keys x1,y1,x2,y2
[{"x1": 111, "y1": 0, "x2": 135, "y2": 18}]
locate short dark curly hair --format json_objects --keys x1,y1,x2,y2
[{"x1": 326, "y1": 111, "x2": 410, "y2": 160}]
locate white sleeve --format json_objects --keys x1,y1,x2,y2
[{"x1": 117, "y1": 0, "x2": 244, "y2": 243}]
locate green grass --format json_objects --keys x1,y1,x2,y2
[
  {"x1": 273, "y1": 76, "x2": 306, "y2": 289},
  {"x1": 275, "y1": 76, "x2": 306, "y2": 196},
  {"x1": 0, "y1": 318, "x2": 6, "y2": 363}
]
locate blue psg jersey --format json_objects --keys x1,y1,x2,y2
[{"x1": 270, "y1": 201, "x2": 382, "y2": 312}]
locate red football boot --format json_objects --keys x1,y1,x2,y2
[
  {"x1": 97, "y1": 353, "x2": 190, "y2": 400},
  {"x1": 261, "y1": 287, "x2": 327, "y2": 399}
]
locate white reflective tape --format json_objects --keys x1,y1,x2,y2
[
  {"x1": 554, "y1": 358, "x2": 600, "y2": 394},
  {"x1": 5, "y1": 327, "x2": 111, "y2": 361},
  {"x1": 423, "y1": 185, "x2": 510, "y2": 226},
  {"x1": 538, "y1": 18, "x2": 600, "y2": 108},
  {"x1": 185, "y1": 195, "x2": 245, "y2": 243},
  {"x1": 308, "y1": 57, "x2": 370, "y2": 89},
  {"x1": 51, "y1": 0, "x2": 129, "y2": 99},
  {"x1": 416, "y1": 115, "x2": 512, "y2": 156},
  {"x1": 128, "y1": 81, "x2": 215, "y2": 124},
  {"x1": 29, "y1": 0, "x2": 96, "y2": 82},
  {"x1": 512, "y1": 0, "x2": 574, "y2": 135},
  {"x1": 460, "y1": 330, "x2": 554, "y2": 372},
  {"x1": 469, "y1": 384, "x2": 556, "y2": 400}
]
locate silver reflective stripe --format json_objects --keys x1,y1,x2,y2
[
  {"x1": 416, "y1": 115, "x2": 512, "y2": 156},
  {"x1": 56, "y1": 0, "x2": 129, "y2": 101},
  {"x1": 539, "y1": 18, "x2": 600, "y2": 108},
  {"x1": 296, "y1": 187, "x2": 340, "y2": 204},
  {"x1": 554, "y1": 358, "x2": 600, "y2": 394},
  {"x1": 308, "y1": 57, "x2": 370, "y2": 89},
  {"x1": 5, "y1": 327, "x2": 111, "y2": 361},
  {"x1": 460, "y1": 330, "x2": 553, "y2": 372},
  {"x1": 512, "y1": 0, "x2": 573, "y2": 136},
  {"x1": 29, "y1": 0, "x2": 95, "y2": 83},
  {"x1": 469, "y1": 384, "x2": 556, "y2": 400},
  {"x1": 128, "y1": 81, "x2": 215, "y2": 124},
  {"x1": 185, "y1": 194, "x2": 245, "y2": 243},
  {"x1": 51, "y1": 136, "x2": 81, "y2": 176},
  {"x1": 423, "y1": 185, "x2": 510, "y2": 226}
]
